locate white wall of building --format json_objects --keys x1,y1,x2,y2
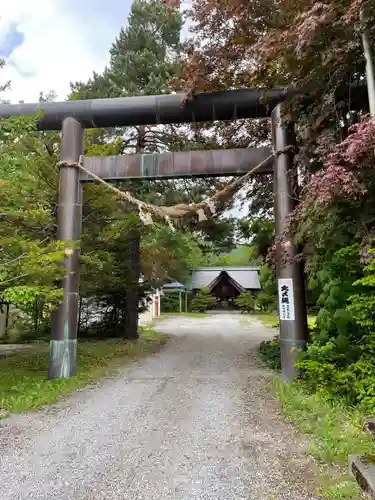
[{"x1": 138, "y1": 289, "x2": 161, "y2": 326}]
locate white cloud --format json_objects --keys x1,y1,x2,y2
[{"x1": 0, "y1": 0, "x2": 130, "y2": 103}]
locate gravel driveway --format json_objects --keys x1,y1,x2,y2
[{"x1": 0, "y1": 314, "x2": 319, "y2": 499}]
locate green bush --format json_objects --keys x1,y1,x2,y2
[
  {"x1": 161, "y1": 294, "x2": 180, "y2": 313},
  {"x1": 292, "y1": 244, "x2": 375, "y2": 410},
  {"x1": 255, "y1": 266, "x2": 277, "y2": 312},
  {"x1": 255, "y1": 291, "x2": 276, "y2": 312},
  {"x1": 191, "y1": 288, "x2": 216, "y2": 312},
  {"x1": 255, "y1": 246, "x2": 375, "y2": 410},
  {"x1": 259, "y1": 336, "x2": 281, "y2": 370},
  {"x1": 235, "y1": 291, "x2": 255, "y2": 312}
]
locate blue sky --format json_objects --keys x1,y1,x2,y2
[
  {"x1": 0, "y1": 23, "x2": 25, "y2": 58},
  {"x1": 0, "y1": 1, "x2": 243, "y2": 218},
  {"x1": 0, "y1": 0, "x2": 192, "y2": 104},
  {"x1": 0, "y1": 0, "x2": 133, "y2": 103}
]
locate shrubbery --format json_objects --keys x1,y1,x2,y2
[
  {"x1": 191, "y1": 288, "x2": 216, "y2": 312},
  {"x1": 235, "y1": 291, "x2": 255, "y2": 312},
  {"x1": 258, "y1": 245, "x2": 375, "y2": 412},
  {"x1": 160, "y1": 294, "x2": 181, "y2": 313},
  {"x1": 293, "y1": 245, "x2": 375, "y2": 411},
  {"x1": 259, "y1": 336, "x2": 281, "y2": 370}
]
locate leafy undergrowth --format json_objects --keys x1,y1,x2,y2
[
  {"x1": 276, "y1": 380, "x2": 374, "y2": 499},
  {"x1": 259, "y1": 336, "x2": 281, "y2": 370},
  {"x1": 0, "y1": 327, "x2": 168, "y2": 414},
  {"x1": 258, "y1": 335, "x2": 373, "y2": 498}
]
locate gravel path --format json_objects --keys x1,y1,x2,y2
[{"x1": 0, "y1": 315, "x2": 319, "y2": 499}]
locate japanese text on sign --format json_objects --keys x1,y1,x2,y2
[{"x1": 278, "y1": 278, "x2": 295, "y2": 321}]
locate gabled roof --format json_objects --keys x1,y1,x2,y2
[
  {"x1": 162, "y1": 281, "x2": 185, "y2": 289},
  {"x1": 207, "y1": 270, "x2": 246, "y2": 293},
  {"x1": 162, "y1": 281, "x2": 186, "y2": 293},
  {"x1": 190, "y1": 267, "x2": 261, "y2": 290}
]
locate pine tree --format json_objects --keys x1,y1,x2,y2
[
  {"x1": 70, "y1": 0, "x2": 186, "y2": 339},
  {"x1": 107, "y1": 0, "x2": 183, "y2": 338},
  {"x1": 191, "y1": 288, "x2": 216, "y2": 312},
  {"x1": 70, "y1": 0, "x2": 238, "y2": 339},
  {"x1": 71, "y1": 0, "x2": 184, "y2": 153},
  {"x1": 109, "y1": 0, "x2": 182, "y2": 97}
]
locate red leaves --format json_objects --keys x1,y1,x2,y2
[
  {"x1": 303, "y1": 165, "x2": 364, "y2": 205},
  {"x1": 286, "y1": 116, "x2": 375, "y2": 257},
  {"x1": 179, "y1": 0, "x2": 370, "y2": 95},
  {"x1": 158, "y1": 0, "x2": 180, "y2": 9},
  {"x1": 294, "y1": 3, "x2": 334, "y2": 57},
  {"x1": 327, "y1": 117, "x2": 375, "y2": 168},
  {"x1": 254, "y1": 2, "x2": 337, "y2": 62},
  {"x1": 343, "y1": 0, "x2": 363, "y2": 23},
  {"x1": 301, "y1": 116, "x2": 375, "y2": 207}
]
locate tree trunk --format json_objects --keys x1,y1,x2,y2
[
  {"x1": 78, "y1": 295, "x2": 83, "y2": 336},
  {"x1": 123, "y1": 125, "x2": 145, "y2": 339},
  {"x1": 34, "y1": 298, "x2": 40, "y2": 334},
  {"x1": 124, "y1": 232, "x2": 141, "y2": 339}
]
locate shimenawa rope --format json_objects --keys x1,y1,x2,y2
[{"x1": 57, "y1": 146, "x2": 294, "y2": 228}]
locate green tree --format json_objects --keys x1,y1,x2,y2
[
  {"x1": 255, "y1": 266, "x2": 277, "y2": 312},
  {"x1": 235, "y1": 292, "x2": 255, "y2": 313},
  {"x1": 0, "y1": 108, "x2": 71, "y2": 337},
  {"x1": 214, "y1": 244, "x2": 262, "y2": 266},
  {"x1": 71, "y1": 0, "x2": 238, "y2": 338},
  {"x1": 237, "y1": 218, "x2": 275, "y2": 259},
  {"x1": 347, "y1": 249, "x2": 375, "y2": 330},
  {"x1": 191, "y1": 288, "x2": 216, "y2": 312},
  {"x1": 70, "y1": 0, "x2": 187, "y2": 338}
]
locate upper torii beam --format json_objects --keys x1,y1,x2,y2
[
  {"x1": 0, "y1": 88, "x2": 292, "y2": 130},
  {"x1": 0, "y1": 83, "x2": 367, "y2": 131}
]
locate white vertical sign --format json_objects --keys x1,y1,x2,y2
[{"x1": 278, "y1": 278, "x2": 295, "y2": 321}]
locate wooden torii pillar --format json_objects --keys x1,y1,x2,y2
[
  {"x1": 272, "y1": 105, "x2": 308, "y2": 382},
  {"x1": 49, "y1": 118, "x2": 83, "y2": 379}
]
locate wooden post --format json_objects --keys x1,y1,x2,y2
[
  {"x1": 179, "y1": 290, "x2": 182, "y2": 313},
  {"x1": 4, "y1": 303, "x2": 10, "y2": 338},
  {"x1": 49, "y1": 118, "x2": 83, "y2": 379},
  {"x1": 361, "y1": 8, "x2": 375, "y2": 116},
  {"x1": 272, "y1": 104, "x2": 308, "y2": 382},
  {"x1": 123, "y1": 126, "x2": 146, "y2": 338}
]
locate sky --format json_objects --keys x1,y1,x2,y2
[
  {"x1": 0, "y1": 0, "x2": 133, "y2": 103},
  {"x1": 0, "y1": 0, "x2": 245, "y2": 218},
  {"x1": 0, "y1": 0, "x2": 192, "y2": 104}
]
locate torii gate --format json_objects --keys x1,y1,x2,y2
[{"x1": 0, "y1": 88, "x2": 308, "y2": 382}]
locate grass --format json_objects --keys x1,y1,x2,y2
[
  {"x1": 254, "y1": 312, "x2": 317, "y2": 330},
  {"x1": 161, "y1": 311, "x2": 208, "y2": 318},
  {"x1": 275, "y1": 380, "x2": 374, "y2": 499},
  {"x1": 0, "y1": 327, "x2": 167, "y2": 415},
  {"x1": 253, "y1": 312, "x2": 280, "y2": 327}
]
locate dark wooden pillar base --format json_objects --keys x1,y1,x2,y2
[{"x1": 48, "y1": 339, "x2": 77, "y2": 379}]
